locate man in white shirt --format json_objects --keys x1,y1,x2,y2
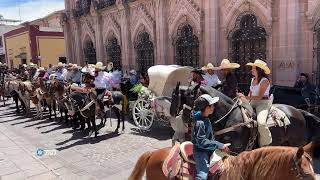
[
  {"x1": 203, "y1": 63, "x2": 221, "y2": 88},
  {"x1": 55, "y1": 63, "x2": 67, "y2": 81}
]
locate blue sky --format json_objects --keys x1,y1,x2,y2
[{"x1": 0, "y1": 0, "x2": 65, "y2": 23}]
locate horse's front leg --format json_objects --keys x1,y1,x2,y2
[
  {"x1": 14, "y1": 96, "x2": 19, "y2": 113},
  {"x1": 114, "y1": 107, "x2": 121, "y2": 133}
]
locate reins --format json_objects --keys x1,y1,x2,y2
[{"x1": 214, "y1": 97, "x2": 240, "y2": 124}]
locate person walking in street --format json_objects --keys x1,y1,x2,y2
[
  {"x1": 192, "y1": 94, "x2": 230, "y2": 180},
  {"x1": 237, "y1": 59, "x2": 272, "y2": 147},
  {"x1": 218, "y1": 59, "x2": 240, "y2": 99}
]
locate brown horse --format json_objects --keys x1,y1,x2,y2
[{"x1": 128, "y1": 142, "x2": 318, "y2": 180}]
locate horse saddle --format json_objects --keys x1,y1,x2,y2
[
  {"x1": 162, "y1": 142, "x2": 224, "y2": 179},
  {"x1": 240, "y1": 100, "x2": 290, "y2": 129}
]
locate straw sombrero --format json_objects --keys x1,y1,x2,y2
[
  {"x1": 29, "y1": 62, "x2": 37, "y2": 68},
  {"x1": 38, "y1": 67, "x2": 45, "y2": 71},
  {"x1": 57, "y1": 62, "x2": 64, "y2": 67},
  {"x1": 246, "y1": 59, "x2": 270, "y2": 75},
  {"x1": 219, "y1": 59, "x2": 240, "y2": 70},
  {"x1": 94, "y1": 62, "x2": 105, "y2": 70},
  {"x1": 206, "y1": 63, "x2": 220, "y2": 70}
]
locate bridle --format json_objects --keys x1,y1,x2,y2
[{"x1": 291, "y1": 153, "x2": 314, "y2": 179}]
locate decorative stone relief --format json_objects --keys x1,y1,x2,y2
[
  {"x1": 168, "y1": 0, "x2": 202, "y2": 26},
  {"x1": 130, "y1": 2, "x2": 155, "y2": 32}
]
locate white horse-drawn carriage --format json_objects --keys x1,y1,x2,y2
[{"x1": 132, "y1": 65, "x2": 192, "y2": 131}]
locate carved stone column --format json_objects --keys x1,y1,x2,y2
[
  {"x1": 154, "y1": 0, "x2": 168, "y2": 65},
  {"x1": 93, "y1": 13, "x2": 105, "y2": 63},
  {"x1": 60, "y1": 12, "x2": 73, "y2": 63},
  {"x1": 75, "y1": 20, "x2": 84, "y2": 65},
  {"x1": 118, "y1": 1, "x2": 132, "y2": 71},
  {"x1": 203, "y1": 0, "x2": 219, "y2": 65}
]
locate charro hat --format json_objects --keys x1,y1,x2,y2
[
  {"x1": 246, "y1": 59, "x2": 270, "y2": 75},
  {"x1": 191, "y1": 67, "x2": 205, "y2": 75},
  {"x1": 194, "y1": 94, "x2": 219, "y2": 111},
  {"x1": 38, "y1": 67, "x2": 45, "y2": 71},
  {"x1": 219, "y1": 59, "x2": 240, "y2": 70},
  {"x1": 94, "y1": 62, "x2": 105, "y2": 70},
  {"x1": 206, "y1": 63, "x2": 220, "y2": 70}
]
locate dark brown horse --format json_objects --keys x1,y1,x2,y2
[
  {"x1": 128, "y1": 141, "x2": 319, "y2": 180},
  {"x1": 170, "y1": 83, "x2": 320, "y2": 153}
]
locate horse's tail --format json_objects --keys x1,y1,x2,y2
[
  {"x1": 128, "y1": 151, "x2": 152, "y2": 180},
  {"x1": 299, "y1": 109, "x2": 320, "y2": 140}
]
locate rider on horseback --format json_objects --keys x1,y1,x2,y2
[
  {"x1": 192, "y1": 94, "x2": 229, "y2": 180},
  {"x1": 191, "y1": 68, "x2": 208, "y2": 86},
  {"x1": 237, "y1": 59, "x2": 272, "y2": 147}
]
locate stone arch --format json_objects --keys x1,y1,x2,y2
[
  {"x1": 134, "y1": 31, "x2": 154, "y2": 73},
  {"x1": 225, "y1": 2, "x2": 272, "y2": 36},
  {"x1": 131, "y1": 20, "x2": 154, "y2": 45},
  {"x1": 102, "y1": 16, "x2": 121, "y2": 46},
  {"x1": 173, "y1": 23, "x2": 199, "y2": 67},
  {"x1": 83, "y1": 34, "x2": 96, "y2": 64},
  {"x1": 81, "y1": 22, "x2": 95, "y2": 47},
  {"x1": 228, "y1": 13, "x2": 268, "y2": 93},
  {"x1": 169, "y1": 13, "x2": 200, "y2": 43}
]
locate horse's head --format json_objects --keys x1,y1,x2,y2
[
  {"x1": 290, "y1": 147, "x2": 315, "y2": 180},
  {"x1": 63, "y1": 96, "x2": 77, "y2": 116}
]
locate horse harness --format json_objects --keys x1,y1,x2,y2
[{"x1": 292, "y1": 153, "x2": 313, "y2": 179}]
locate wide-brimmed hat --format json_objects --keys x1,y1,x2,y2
[
  {"x1": 71, "y1": 64, "x2": 81, "y2": 70},
  {"x1": 191, "y1": 68, "x2": 205, "y2": 75},
  {"x1": 29, "y1": 62, "x2": 37, "y2": 68},
  {"x1": 246, "y1": 59, "x2": 270, "y2": 75},
  {"x1": 57, "y1": 62, "x2": 64, "y2": 67},
  {"x1": 94, "y1": 62, "x2": 105, "y2": 70},
  {"x1": 38, "y1": 67, "x2": 45, "y2": 71},
  {"x1": 81, "y1": 66, "x2": 95, "y2": 76},
  {"x1": 206, "y1": 63, "x2": 220, "y2": 70},
  {"x1": 219, "y1": 59, "x2": 240, "y2": 70}
]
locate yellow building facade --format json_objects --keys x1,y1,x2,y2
[
  {"x1": 4, "y1": 24, "x2": 65, "y2": 68},
  {"x1": 37, "y1": 37, "x2": 65, "y2": 68}
]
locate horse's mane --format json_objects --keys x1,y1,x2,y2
[
  {"x1": 200, "y1": 86, "x2": 234, "y2": 106},
  {"x1": 222, "y1": 146, "x2": 300, "y2": 180}
]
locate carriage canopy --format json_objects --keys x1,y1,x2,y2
[{"x1": 147, "y1": 65, "x2": 192, "y2": 97}]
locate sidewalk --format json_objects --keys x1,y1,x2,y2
[{"x1": 0, "y1": 123, "x2": 61, "y2": 180}]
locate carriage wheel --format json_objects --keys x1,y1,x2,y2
[{"x1": 133, "y1": 99, "x2": 154, "y2": 131}]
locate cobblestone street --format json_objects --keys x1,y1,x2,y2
[{"x1": 0, "y1": 100, "x2": 171, "y2": 180}]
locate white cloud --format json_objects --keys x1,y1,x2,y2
[{"x1": 0, "y1": 0, "x2": 65, "y2": 23}]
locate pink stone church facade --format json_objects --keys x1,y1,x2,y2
[{"x1": 60, "y1": 0, "x2": 320, "y2": 86}]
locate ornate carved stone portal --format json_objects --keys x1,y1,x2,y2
[
  {"x1": 174, "y1": 24, "x2": 199, "y2": 67},
  {"x1": 84, "y1": 40, "x2": 97, "y2": 64},
  {"x1": 106, "y1": 37, "x2": 122, "y2": 70},
  {"x1": 135, "y1": 32, "x2": 154, "y2": 74},
  {"x1": 229, "y1": 14, "x2": 267, "y2": 92}
]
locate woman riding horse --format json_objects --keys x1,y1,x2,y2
[{"x1": 237, "y1": 59, "x2": 272, "y2": 147}]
